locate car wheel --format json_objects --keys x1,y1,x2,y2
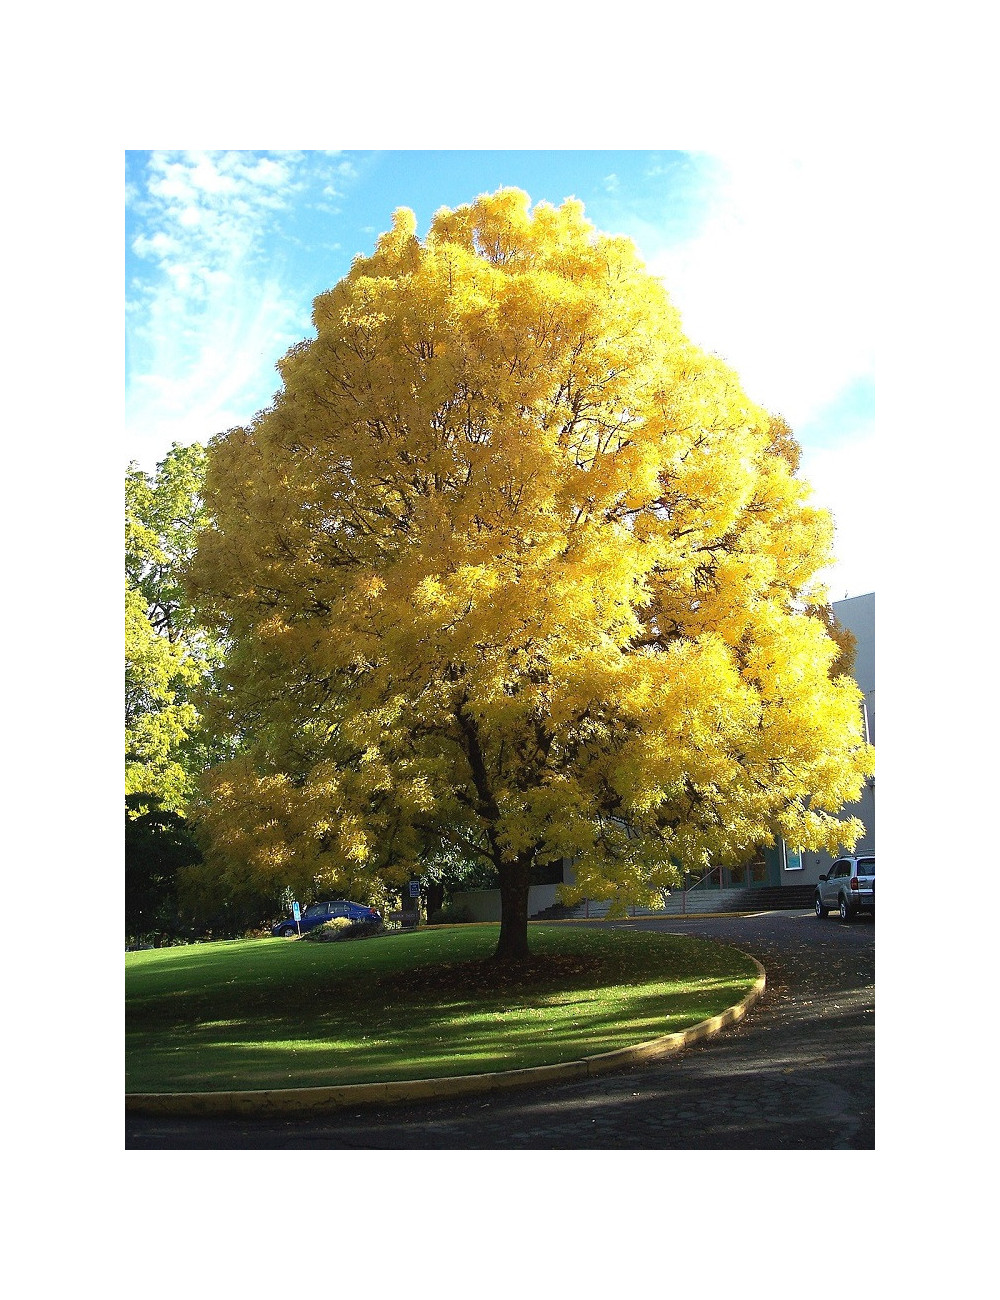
[
  {"x1": 281, "y1": 925, "x2": 297, "y2": 937},
  {"x1": 839, "y1": 895, "x2": 853, "y2": 922},
  {"x1": 814, "y1": 894, "x2": 828, "y2": 918}
]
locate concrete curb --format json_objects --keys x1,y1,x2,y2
[{"x1": 126, "y1": 957, "x2": 765, "y2": 1118}]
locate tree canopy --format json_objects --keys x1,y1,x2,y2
[
  {"x1": 126, "y1": 443, "x2": 220, "y2": 817},
  {"x1": 189, "y1": 189, "x2": 874, "y2": 959}
]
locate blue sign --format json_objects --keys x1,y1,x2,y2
[
  {"x1": 292, "y1": 900, "x2": 301, "y2": 920},
  {"x1": 408, "y1": 881, "x2": 420, "y2": 898}
]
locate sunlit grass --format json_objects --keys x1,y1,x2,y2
[{"x1": 126, "y1": 925, "x2": 758, "y2": 1093}]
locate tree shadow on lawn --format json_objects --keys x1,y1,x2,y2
[
  {"x1": 126, "y1": 930, "x2": 762, "y2": 1091},
  {"x1": 127, "y1": 939, "x2": 750, "y2": 1028},
  {"x1": 126, "y1": 970, "x2": 755, "y2": 1093}
]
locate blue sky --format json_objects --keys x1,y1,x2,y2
[{"x1": 125, "y1": 149, "x2": 874, "y2": 599}]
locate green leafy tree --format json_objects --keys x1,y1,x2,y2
[
  {"x1": 125, "y1": 442, "x2": 221, "y2": 815},
  {"x1": 125, "y1": 795, "x2": 203, "y2": 939}
]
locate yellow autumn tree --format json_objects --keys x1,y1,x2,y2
[{"x1": 189, "y1": 189, "x2": 873, "y2": 960}]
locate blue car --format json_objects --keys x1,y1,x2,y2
[{"x1": 271, "y1": 899, "x2": 383, "y2": 937}]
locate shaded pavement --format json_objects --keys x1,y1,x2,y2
[{"x1": 125, "y1": 910, "x2": 875, "y2": 1150}]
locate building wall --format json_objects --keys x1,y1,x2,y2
[
  {"x1": 451, "y1": 883, "x2": 561, "y2": 922},
  {"x1": 790, "y1": 592, "x2": 875, "y2": 886}
]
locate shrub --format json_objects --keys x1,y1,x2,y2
[
  {"x1": 428, "y1": 905, "x2": 475, "y2": 926},
  {"x1": 300, "y1": 918, "x2": 354, "y2": 942},
  {"x1": 339, "y1": 920, "x2": 383, "y2": 940},
  {"x1": 300, "y1": 918, "x2": 384, "y2": 942}
]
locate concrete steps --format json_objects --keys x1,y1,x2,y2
[{"x1": 530, "y1": 883, "x2": 816, "y2": 920}]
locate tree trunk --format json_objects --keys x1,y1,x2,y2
[
  {"x1": 426, "y1": 879, "x2": 444, "y2": 919},
  {"x1": 494, "y1": 850, "x2": 532, "y2": 962}
]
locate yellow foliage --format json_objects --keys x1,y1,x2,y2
[{"x1": 189, "y1": 189, "x2": 873, "y2": 932}]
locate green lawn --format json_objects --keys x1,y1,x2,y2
[{"x1": 126, "y1": 924, "x2": 759, "y2": 1094}]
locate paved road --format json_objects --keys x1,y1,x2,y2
[{"x1": 125, "y1": 910, "x2": 874, "y2": 1150}]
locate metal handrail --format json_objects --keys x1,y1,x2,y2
[{"x1": 681, "y1": 863, "x2": 725, "y2": 914}]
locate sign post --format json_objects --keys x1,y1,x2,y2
[
  {"x1": 292, "y1": 900, "x2": 301, "y2": 936},
  {"x1": 406, "y1": 879, "x2": 420, "y2": 926}
]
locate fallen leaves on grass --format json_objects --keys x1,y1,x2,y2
[{"x1": 372, "y1": 955, "x2": 604, "y2": 999}]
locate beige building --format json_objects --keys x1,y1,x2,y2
[{"x1": 791, "y1": 591, "x2": 875, "y2": 885}]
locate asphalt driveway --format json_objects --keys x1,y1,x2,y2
[{"x1": 125, "y1": 910, "x2": 875, "y2": 1150}]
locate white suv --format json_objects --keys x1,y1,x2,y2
[{"x1": 814, "y1": 855, "x2": 875, "y2": 920}]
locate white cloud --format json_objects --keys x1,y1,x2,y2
[
  {"x1": 131, "y1": 230, "x2": 180, "y2": 260},
  {"x1": 127, "y1": 273, "x2": 302, "y2": 461},
  {"x1": 801, "y1": 424, "x2": 876, "y2": 601},
  {"x1": 640, "y1": 152, "x2": 876, "y2": 600},
  {"x1": 126, "y1": 151, "x2": 307, "y2": 466},
  {"x1": 648, "y1": 152, "x2": 875, "y2": 430}
]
